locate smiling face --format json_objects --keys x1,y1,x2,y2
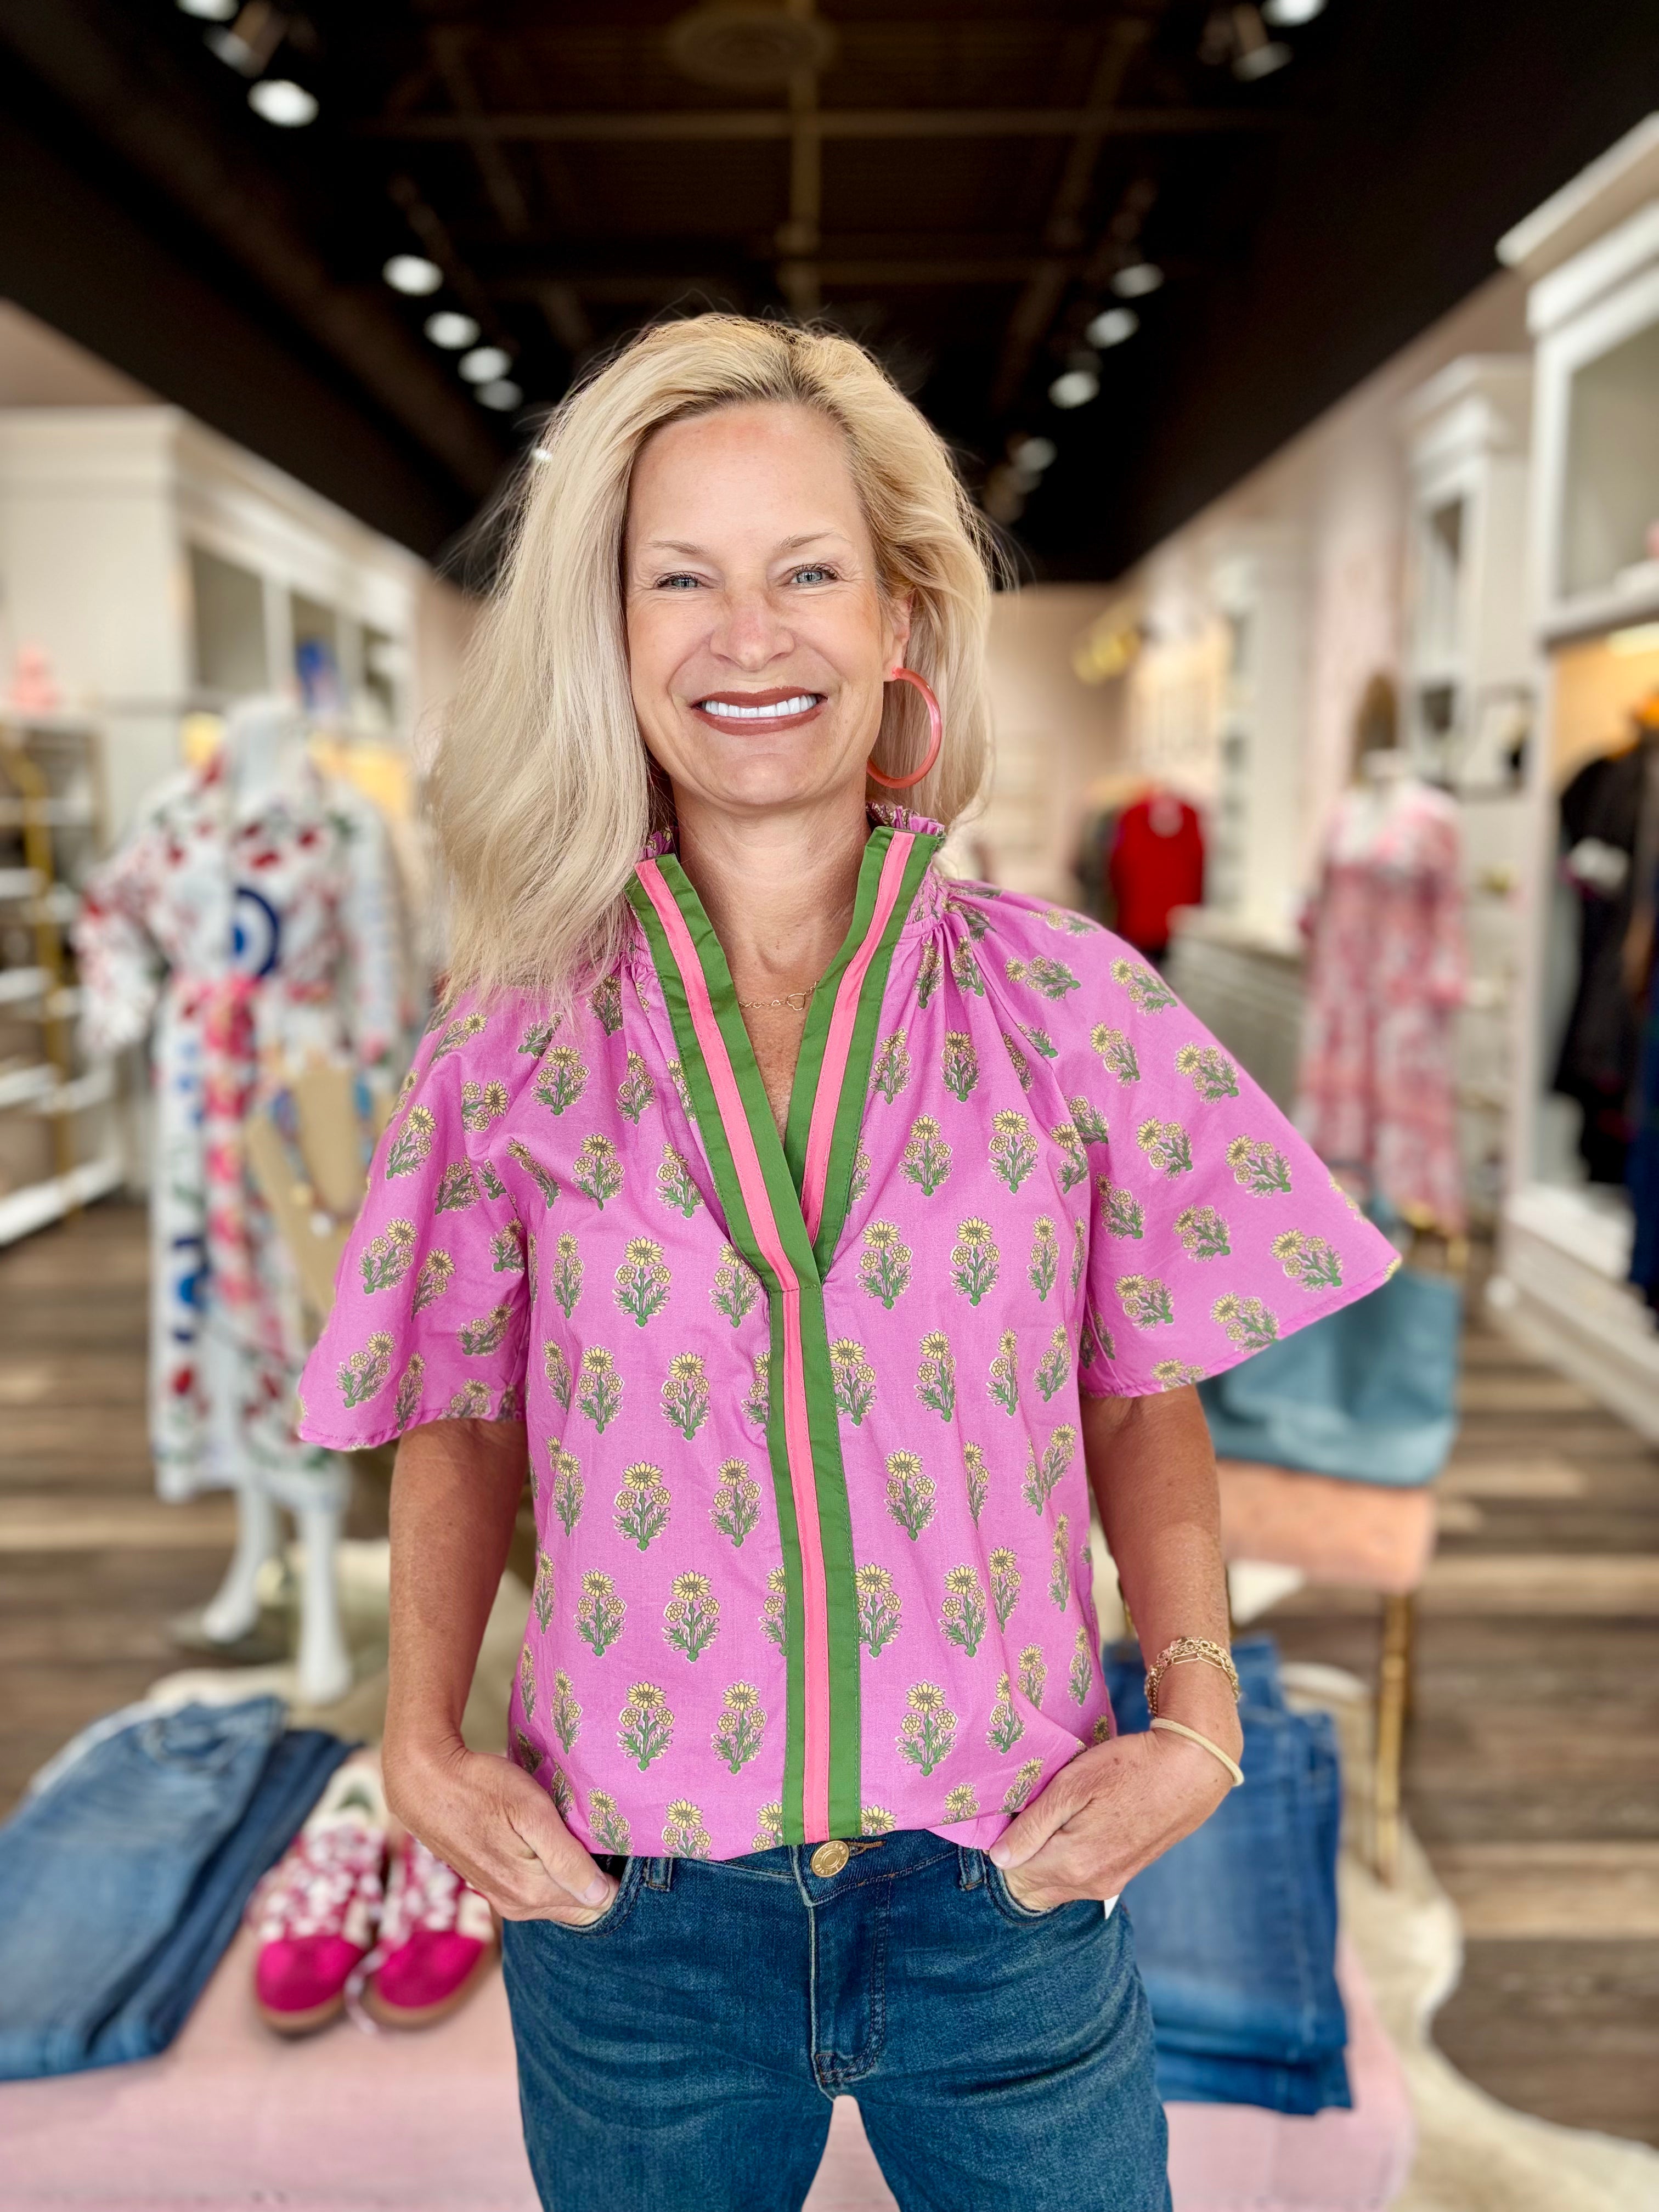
[{"x1": 623, "y1": 400, "x2": 911, "y2": 823}]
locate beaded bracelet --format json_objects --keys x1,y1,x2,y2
[{"x1": 1144, "y1": 1637, "x2": 1241, "y2": 1717}]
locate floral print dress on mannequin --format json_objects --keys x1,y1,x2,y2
[{"x1": 76, "y1": 744, "x2": 405, "y2": 1513}]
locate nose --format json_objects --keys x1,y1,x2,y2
[{"x1": 709, "y1": 582, "x2": 795, "y2": 673}]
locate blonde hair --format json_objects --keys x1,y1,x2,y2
[{"x1": 430, "y1": 313, "x2": 1001, "y2": 1004}]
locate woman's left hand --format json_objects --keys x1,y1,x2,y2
[{"x1": 989, "y1": 1723, "x2": 1235, "y2": 1911}]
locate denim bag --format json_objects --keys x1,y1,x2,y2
[{"x1": 1198, "y1": 1264, "x2": 1461, "y2": 1486}]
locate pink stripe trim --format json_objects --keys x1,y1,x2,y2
[
  {"x1": 801, "y1": 832, "x2": 916, "y2": 1243},
  {"x1": 636, "y1": 861, "x2": 833, "y2": 1843}
]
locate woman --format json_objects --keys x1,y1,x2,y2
[{"x1": 301, "y1": 317, "x2": 1395, "y2": 2211}]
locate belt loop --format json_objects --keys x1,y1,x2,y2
[
  {"x1": 643, "y1": 1855, "x2": 675, "y2": 1892},
  {"x1": 957, "y1": 1846, "x2": 986, "y2": 1892}
]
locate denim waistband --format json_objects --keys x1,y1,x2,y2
[{"x1": 592, "y1": 1827, "x2": 968, "y2": 1897}]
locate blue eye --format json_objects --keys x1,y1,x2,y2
[
  {"x1": 792, "y1": 565, "x2": 836, "y2": 586},
  {"x1": 658, "y1": 573, "x2": 702, "y2": 590}
]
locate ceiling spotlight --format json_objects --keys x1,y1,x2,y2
[
  {"x1": 248, "y1": 78, "x2": 318, "y2": 125},
  {"x1": 383, "y1": 255, "x2": 443, "y2": 296},
  {"x1": 1229, "y1": 5, "x2": 1291, "y2": 79},
  {"x1": 459, "y1": 346, "x2": 514, "y2": 384},
  {"x1": 1085, "y1": 307, "x2": 1139, "y2": 349},
  {"x1": 1262, "y1": 0, "x2": 1325, "y2": 21},
  {"x1": 177, "y1": 0, "x2": 237, "y2": 17},
  {"x1": 1011, "y1": 436, "x2": 1057, "y2": 473},
  {"x1": 476, "y1": 380, "x2": 524, "y2": 412},
  {"x1": 424, "y1": 311, "x2": 481, "y2": 350},
  {"x1": 1112, "y1": 262, "x2": 1164, "y2": 300},
  {"x1": 1049, "y1": 369, "x2": 1100, "y2": 410}
]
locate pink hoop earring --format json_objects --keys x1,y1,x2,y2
[{"x1": 868, "y1": 667, "x2": 943, "y2": 791}]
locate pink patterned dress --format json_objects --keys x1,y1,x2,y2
[
  {"x1": 1296, "y1": 780, "x2": 1467, "y2": 1233},
  {"x1": 301, "y1": 808, "x2": 1395, "y2": 1860}
]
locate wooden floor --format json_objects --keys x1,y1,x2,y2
[{"x1": 2, "y1": 1201, "x2": 1656, "y2": 2146}]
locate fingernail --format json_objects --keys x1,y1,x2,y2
[
  {"x1": 583, "y1": 1874, "x2": 611, "y2": 1904},
  {"x1": 989, "y1": 1844, "x2": 1011, "y2": 1867}
]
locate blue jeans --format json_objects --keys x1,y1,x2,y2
[
  {"x1": 1105, "y1": 1640, "x2": 1349, "y2": 2116},
  {"x1": 503, "y1": 1827, "x2": 1171, "y2": 2212},
  {"x1": 0, "y1": 1699, "x2": 351, "y2": 2079}
]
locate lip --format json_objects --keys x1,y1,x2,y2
[{"x1": 690, "y1": 687, "x2": 827, "y2": 734}]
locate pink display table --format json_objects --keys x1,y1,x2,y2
[{"x1": 0, "y1": 1929, "x2": 1411, "y2": 2212}]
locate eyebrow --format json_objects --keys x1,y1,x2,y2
[{"x1": 639, "y1": 531, "x2": 853, "y2": 558}]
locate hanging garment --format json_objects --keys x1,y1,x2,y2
[
  {"x1": 1551, "y1": 743, "x2": 1655, "y2": 1184},
  {"x1": 1296, "y1": 780, "x2": 1466, "y2": 1234},
  {"x1": 1107, "y1": 794, "x2": 1205, "y2": 958},
  {"x1": 74, "y1": 750, "x2": 405, "y2": 1508},
  {"x1": 299, "y1": 804, "x2": 1395, "y2": 1863}
]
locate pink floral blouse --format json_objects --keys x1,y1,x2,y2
[{"x1": 300, "y1": 809, "x2": 1395, "y2": 1863}]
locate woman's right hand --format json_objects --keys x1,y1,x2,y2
[{"x1": 384, "y1": 1736, "x2": 617, "y2": 1926}]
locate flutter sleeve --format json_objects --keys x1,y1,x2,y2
[
  {"x1": 296, "y1": 1003, "x2": 531, "y2": 1448},
  {"x1": 1060, "y1": 936, "x2": 1399, "y2": 1398}
]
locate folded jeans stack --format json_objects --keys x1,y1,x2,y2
[
  {"x1": 1106, "y1": 1637, "x2": 1350, "y2": 2117},
  {"x1": 0, "y1": 1698, "x2": 351, "y2": 2081}
]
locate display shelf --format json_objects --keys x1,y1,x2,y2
[
  {"x1": 1492, "y1": 117, "x2": 1659, "y2": 1425},
  {"x1": 0, "y1": 716, "x2": 119, "y2": 1240}
]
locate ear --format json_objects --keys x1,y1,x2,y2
[{"x1": 884, "y1": 587, "x2": 915, "y2": 673}]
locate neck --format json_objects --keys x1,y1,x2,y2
[
  {"x1": 223, "y1": 697, "x2": 300, "y2": 807},
  {"x1": 673, "y1": 786, "x2": 871, "y2": 992}
]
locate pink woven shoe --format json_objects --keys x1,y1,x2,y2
[
  {"x1": 249, "y1": 1759, "x2": 387, "y2": 2036},
  {"x1": 363, "y1": 1833, "x2": 498, "y2": 2030}
]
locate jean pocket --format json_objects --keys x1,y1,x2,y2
[
  {"x1": 986, "y1": 1858, "x2": 1068, "y2": 1924},
  {"x1": 543, "y1": 1853, "x2": 642, "y2": 1937}
]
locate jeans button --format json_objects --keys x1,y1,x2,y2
[{"x1": 810, "y1": 1841, "x2": 850, "y2": 1876}]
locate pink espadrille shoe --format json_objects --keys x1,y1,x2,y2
[
  {"x1": 362, "y1": 1832, "x2": 498, "y2": 2029},
  {"x1": 249, "y1": 1758, "x2": 387, "y2": 2035}
]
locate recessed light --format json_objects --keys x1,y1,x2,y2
[
  {"x1": 424, "y1": 312, "x2": 481, "y2": 350},
  {"x1": 247, "y1": 78, "x2": 318, "y2": 127},
  {"x1": 1263, "y1": 0, "x2": 1325, "y2": 22},
  {"x1": 1049, "y1": 370, "x2": 1099, "y2": 410},
  {"x1": 177, "y1": 0, "x2": 236, "y2": 17},
  {"x1": 1085, "y1": 307, "x2": 1139, "y2": 350},
  {"x1": 1011, "y1": 436, "x2": 1057, "y2": 473},
  {"x1": 476, "y1": 380, "x2": 524, "y2": 412},
  {"x1": 1233, "y1": 38, "x2": 1291, "y2": 78},
  {"x1": 1112, "y1": 263, "x2": 1164, "y2": 300},
  {"x1": 383, "y1": 255, "x2": 443, "y2": 297},
  {"x1": 459, "y1": 346, "x2": 514, "y2": 384}
]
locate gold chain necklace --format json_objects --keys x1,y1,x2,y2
[{"x1": 735, "y1": 981, "x2": 818, "y2": 1013}]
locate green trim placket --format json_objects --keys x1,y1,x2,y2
[{"x1": 624, "y1": 825, "x2": 940, "y2": 1844}]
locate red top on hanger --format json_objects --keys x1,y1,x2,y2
[{"x1": 1108, "y1": 793, "x2": 1205, "y2": 954}]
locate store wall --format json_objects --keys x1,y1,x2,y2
[
  {"x1": 1116, "y1": 269, "x2": 1533, "y2": 911},
  {"x1": 978, "y1": 583, "x2": 1128, "y2": 899}
]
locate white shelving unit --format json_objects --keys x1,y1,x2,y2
[
  {"x1": 0, "y1": 716, "x2": 122, "y2": 1243},
  {"x1": 1398, "y1": 356, "x2": 1533, "y2": 1226},
  {"x1": 0, "y1": 407, "x2": 426, "y2": 844},
  {"x1": 1492, "y1": 115, "x2": 1659, "y2": 1437}
]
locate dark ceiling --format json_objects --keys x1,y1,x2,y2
[{"x1": 0, "y1": 0, "x2": 1655, "y2": 577}]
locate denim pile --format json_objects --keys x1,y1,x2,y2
[
  {"x1": 0, "y1": 1697, "x2": 351, "y2": 2080},
  {"x1": 1105, "y1": 1637, "x2": 1350, "y2": 2116}
]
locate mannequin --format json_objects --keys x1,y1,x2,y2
[
  {"x1": 76, "y1": 695, "x2": 406, "y2": 1703},
  {"x1": 1296, "y1": 676, "x2": 1466, "y2": 1231}
]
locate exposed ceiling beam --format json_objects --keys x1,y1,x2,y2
[
  {"x1": 358, "y1": 106, "x2": 1285, "y2": 145},
  {"x1": 776, "y1": 0, "x2": 823, "y2": 316},
  {"x1": 492, "y1": 258, "x2": 1069, "y2": 299},
  {"x1": 430, "y1": 24, "x2": 530, "y2": 235},
  {"x1": 0, "y1": 0, "x2": 504, "y2": 498},
  {"x1": 989, "y1": 20, "x2": 1149, "y2": 412}
]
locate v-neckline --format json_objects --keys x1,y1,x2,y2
[{"x1": 630, "y1": 819, "x2": 939, "y2": 1279}]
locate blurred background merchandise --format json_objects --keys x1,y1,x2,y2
[{"x1": 0, "y1": 4, "x2": 1656, "y2": 2208}]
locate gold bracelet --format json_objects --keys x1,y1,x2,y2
[
  {"x1": 1144, "y1": 1637, "x2": 1241, "y2": 1717},
  {"x1": 1149, "y1": 1716, "x2": 1245, "y2": 1788}
]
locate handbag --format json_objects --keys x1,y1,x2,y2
[{"x1": 1197, "y1": 1263, "x2": 1461, "y2": 1487}]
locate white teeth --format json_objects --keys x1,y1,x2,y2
[{"x1": 698, "y1": 694, "x2": 818, "y2": 720}]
